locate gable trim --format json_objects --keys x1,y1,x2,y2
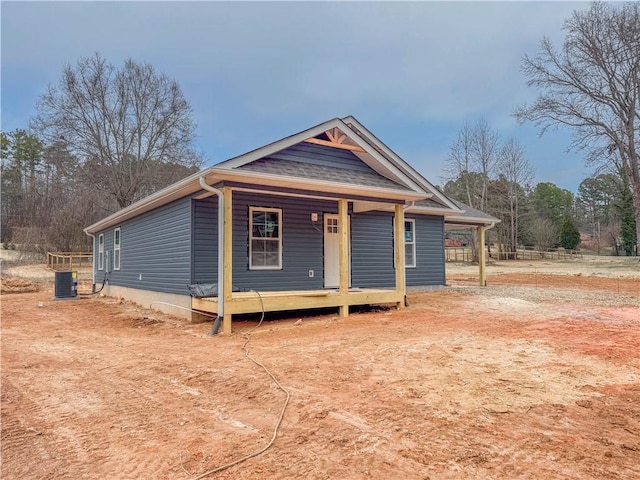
[
  {"x1": 342, "y1": 116, "x2": 462, "y2": 212},
  {"x1": 216, "y1": 118, "x2": 425, "y2": 194}
]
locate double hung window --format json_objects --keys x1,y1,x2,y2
[
  {"x1": 98, "y1": 234, "x2": 105, "y2": 270},
  {"x1": 404, "y1": 219, "x2": 416, "y2": 268},
  {"x1": 249, "y1": 207, "x2": 282, "y2": 269},
  {"x1": 113, "y1": 228, "x2": 121, "y2": 270}
]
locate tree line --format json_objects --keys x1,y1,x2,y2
[
  {"x1": 442, "y1": 119, "x2": 636, "y2": 256},
  {"x1": 1, "y1": 2, "x2": 637, "y2": 258}
]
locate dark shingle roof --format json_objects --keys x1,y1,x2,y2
[
  {"x1": 238, "y1": 158, "x2": 413, "y2": 192},
  {"x1": 449, "y1": 198, "x2": 499, "y2": 222},
  {"x1": 414, "y1": 198, "x2": 449, "y2": 209}
]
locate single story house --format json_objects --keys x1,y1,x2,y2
[{"x1": 84, "y1": 116, "x2": 497, "y2": 334}]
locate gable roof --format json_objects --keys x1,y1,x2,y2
[
  {"x1": 215, "y1": 116, "x2": 427, "y2": 194},
  {"x1": 85, "y1": 116, "x2": 487, "y2": 234}
]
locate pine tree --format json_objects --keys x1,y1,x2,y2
[{"x1": 559, "y1": 215, "x2": 580, "y2": 251}]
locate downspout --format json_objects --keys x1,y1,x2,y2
[
  {"x1": 199, "y1": 176, "x2": 225, "y2": 335},
  {"x1": 402, "y1": 201, "x2": 415, "y2": 307},
  {"x1": 485, "y1": 221, "x2": 497, "y2": 257}
]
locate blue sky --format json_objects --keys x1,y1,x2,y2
[{"x1": 1, "y1": 1, "x2": 593, "y2": 193}]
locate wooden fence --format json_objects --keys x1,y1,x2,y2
[
  {"x1": 47, "y1": 252, "x2": 93, "y2": 271},
  {"x1": 493, "y1": 248, "x2": 582, "y2": 260},
  {"x1": 445, "y1": 247, "x2": 475, "y2": 262},
  {"x1": 445, "y1": 247, "x2": 583, "y2": 262}
]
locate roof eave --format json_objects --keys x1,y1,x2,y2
[
  {"x1": 85, "y1": 167, "x2": 428, "y2": 234},
  {"x1": 84, "y1": 167, "x2": 215, "y2": 234},
  {"x1": 445, "y1": 216, "x2": 501, "y2": 226},
  {"x1": 209, "y1": 169, "x2": 427, "y2": 201}
]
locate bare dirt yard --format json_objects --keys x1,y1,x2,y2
[{"x1": 1, "y1": 256, "x2": 639, "y2": 479}]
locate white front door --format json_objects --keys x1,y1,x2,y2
[{"x1": 323, "y1": 214, "x2": 350, "y2": 288}]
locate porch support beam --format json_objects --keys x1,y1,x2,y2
[
  {"x1": 394, "y1": 203, "x2": 406, "y2": 310},
  {"x1": 338, "y1": 198, "x2": 350, "y2": 317},
  {"x1": 222, "y1": 187, "x2": 234, "y2": 333},
  {"x1": 478, "y1": 225, "x2": 486, "y2": 287}
]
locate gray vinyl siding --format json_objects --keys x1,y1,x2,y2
[
  {"x1": 406, "y1": 215, "x2": 446, "y2": 286},
  {"x1": 351, "y1": 211, "x2": 396, "y2": 288},
  {"x1": 230, "y1": 191, "x2": 336, "y2": 292},
  {"x1": 268, "y1": 143, "x2": 375, "y2": 173},
  {"x1": 351, "y1": 213, "x2": 446, "y2": 288},
  {"x1": 192, "y1": 196, "x2": 218, "y2": 284},
  {"x1": 192, "y1": 193, "x2": 446, "y2": 291},
  {"x1": 94, "y1": 197, "x2": 192, "y2": 295}
]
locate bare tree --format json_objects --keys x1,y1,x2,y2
[
  {"x1": 444, "y1": 122, "x2": 475, "y2": 206},
  {"x1": 515, "y1": 2, "x2": 640, "y2": 252},
  {"x1": 32, "y1": 53, "x2": 202, "y2": 208},
  {"x1": 530, "y1": 217, "x2": 559, "y2": 252},
  {"x1": 497, "y1": 138, "x2": 534, "y2": 252},
  {"x1": 471, "y1": 119, "x2": 499, "y2": 212},
  {"x1": 444, "y1": 119, "x2": 499, "y2": 210},
  {"x1": 444, "y1": 119, "x2": 499, "y2": 262}
]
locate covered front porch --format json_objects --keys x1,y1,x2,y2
[
  {"x1": 192, "y1": 287, "x2": 403, "y2": 326},
  {"x1": 192, "y1": 187, "x2": 408, "y2": 334}
]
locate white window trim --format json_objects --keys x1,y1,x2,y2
[
  {"x1": 113, "y1": 227, "x2": 121, "y2": 271},
  {"x1": 405, "y1": 219, "x2": 416, "y2": 268},
  {"x1": 249, "y1": 207, "x2": 283, "y2": 270},
  {"x1": 98, "y1": 234, "x2": 104, "y2": 271}
]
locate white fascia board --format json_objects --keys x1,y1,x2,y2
[
  {"x1": 445, "y1": 216, "x2": 501, "y2": 226},
  {"x1": 342, "y1": 116, "x2": 460, "y2": 211},
  {"x1": 211, "y1": 169, "x2": 427, "y2": 201},
  {"x1": 410, "y1": 206, "x2": 466, "y2": 217},
  {"x1": 366, "y1": 204, "x2": 464, "y2": 217}
]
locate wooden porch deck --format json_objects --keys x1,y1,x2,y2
[{"x1": 192, "y1": 288, "x2": 403, "y2": 320}]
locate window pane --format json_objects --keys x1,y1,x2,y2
[
  {"x1": 266, "y1": 222, "x2": 278, "y2": 238},
  {"x1": 266, "y1": 212, "x2": 279, "y2": 224},
  {"x1": 405, "y1": 221, "x2": 413, "y2": 242},
  {"x1": 266, "y1": 250, "x2": 279, "y2": 266},
  {"x1": 251, "y1": 241, "x2": 265, "y2": 266},
  {"x1": 405, "y1": 250, "x2": 415, "y2": 266}
]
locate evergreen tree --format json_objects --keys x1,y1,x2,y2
[
  {"x1": 559, "y1": 215, "x2": 581, "y2": 250},
  {"x1": 617, "y1": 179, "x2": 638, "y2": 256}
]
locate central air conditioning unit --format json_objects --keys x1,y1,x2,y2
[{"x1": 54, "y1": 271, "x2": 77, "y2": 299}]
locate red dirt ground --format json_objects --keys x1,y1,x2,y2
[{"x1": 1, "y1": 270, "x2": 639, "y2": 479}]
